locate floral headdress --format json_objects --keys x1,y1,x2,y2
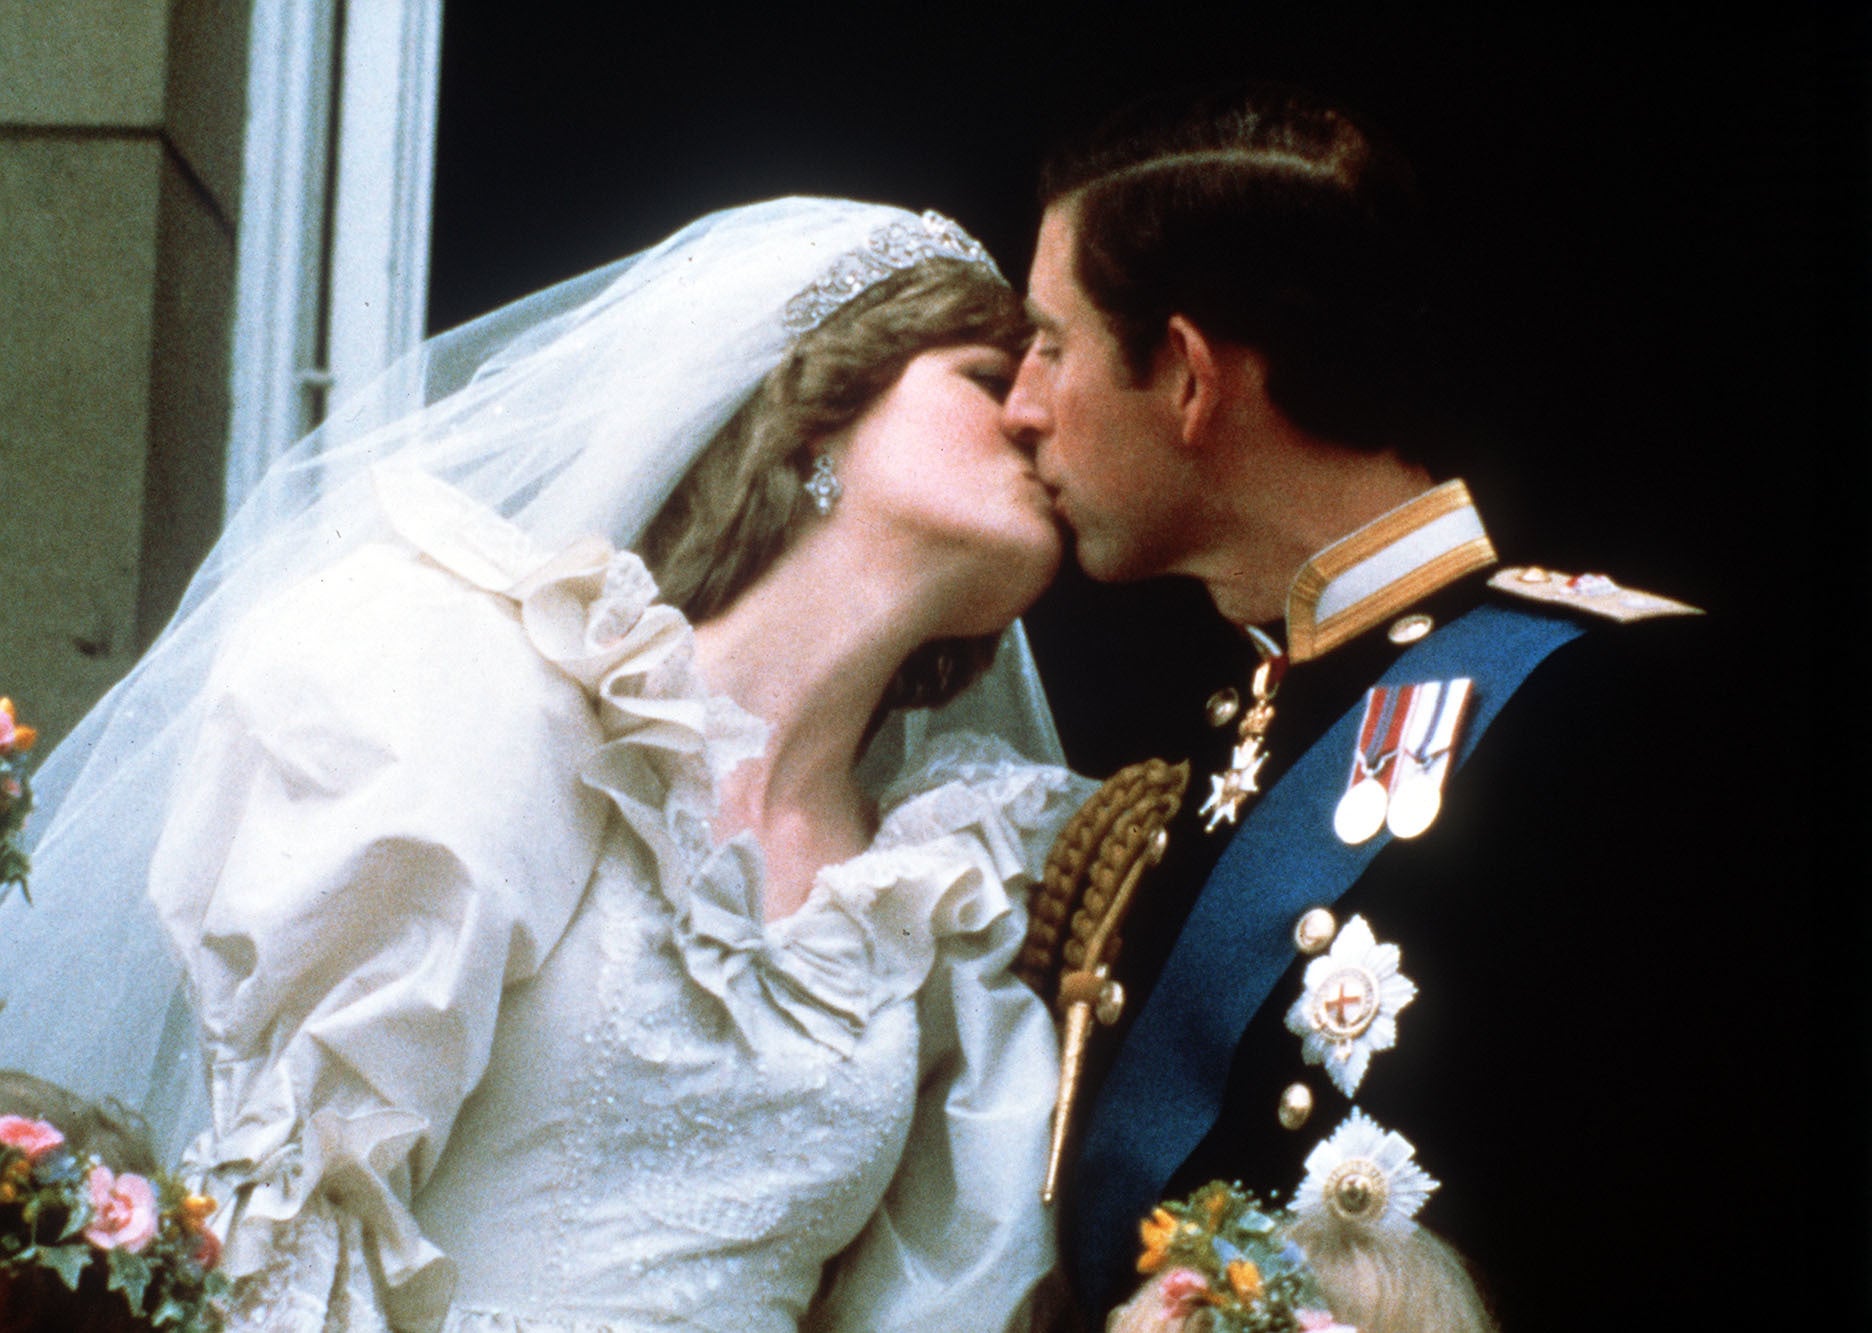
[
  {"x1": 1136, "y1": 1181, "x2": 1353, "y2": 1332},
  {"x1": 0, "y1": 1112, "x2": 226, "y2": 1330},
  {"x1": 0, "y1": 697, "x2": 35, "y2": 900}
]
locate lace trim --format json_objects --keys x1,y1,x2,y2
[
  {"x1": 218, "y1": 1205, "x2": 393, "y2": 1333},
  {"x1": 446, "y1": 1310, "x2": 697, "y2": 1332},
  {"x1": 191, "y1": 1040, "x2": 465, "y2": 1327}
]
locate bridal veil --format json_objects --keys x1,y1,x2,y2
[{"x1": 0, "y1": 198, "x2": 1066, "y2": 1164}]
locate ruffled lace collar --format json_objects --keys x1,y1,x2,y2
[{"x1": 376, "y1": 468, "x2": 1077, "y2": 1057}]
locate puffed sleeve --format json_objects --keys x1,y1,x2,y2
[
  {"x1": 150, "y1": 543, "x2": 611, "y2": 1332},
  {"x1": 807, "y1": 739, "x2": 1097, "y2": 1332}
]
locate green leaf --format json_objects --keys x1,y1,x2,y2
[
  {"x1": 107, "y1": 1248, "x2": 153, "y2": 1308},
  {"x1": 150, "y1": 1294, "x2": 191, "y2": 1327},
  {"x1": 37, "y1": 1242, "x2": 92, "y2": 1291},
  {"x1": 55, "y1": 1197, "x2": 89, "y2": 1242}
]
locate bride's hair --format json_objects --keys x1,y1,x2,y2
[{"x1": 640, "y1": 255, "x2": 1030, "y2": 713}]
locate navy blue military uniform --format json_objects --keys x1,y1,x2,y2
[{"x1": 1061, "y1": 489, "x2": 1815, "y2": 1330}]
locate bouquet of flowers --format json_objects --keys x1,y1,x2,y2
[
  {"x1": 0, "y1": 1113, "x2": 227, "y2": 1331},
  {"x1": 1135, "y1": 1181, "x2": 1350, "y2": 1333},
  {"x1": 0, "y1": 698, "x2": 36, "y2": 899}
]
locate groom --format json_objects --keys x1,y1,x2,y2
[{"x1": 1003, "y1": 87, "x2": 1806, "y2": 1329}]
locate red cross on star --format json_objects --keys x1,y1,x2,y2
[{"x1": 1323, "y1": 978, "x2": 1368, "y2": 1028}]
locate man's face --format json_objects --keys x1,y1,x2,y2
[{"x1": 1003, "y1": 205, "x2": 1193, "y2": 583}]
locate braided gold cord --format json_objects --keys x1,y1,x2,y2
[
  {"x1": 1025, "y1": 758, "x2": 1189, "y2": 1203},
  {"x1": 1016, "y1": 758, "x2": 1189, "y2": 1004}
]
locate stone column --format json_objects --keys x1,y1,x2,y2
[{"x1": 0, "y1": 0, "x2": 250, "y2": 749}]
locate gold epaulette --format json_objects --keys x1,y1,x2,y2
[
  {"x1": 1488, "y1": 566, "x2": 1702, "y2": 622},
  {"x1": 1019, "y1": 757, "x2": 1189, "y2": 1203}
]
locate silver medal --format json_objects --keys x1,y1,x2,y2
[
  {"x1": 1385, "y1": 770, "x2": 1443, "y2": 839},
  {"x1": 1333, "y1": 776, "x2": 1389, "y2": 844}
]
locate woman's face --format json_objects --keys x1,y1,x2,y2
[{"x1": 833, "y1": 343, "x2": 1063, "y2": 632}]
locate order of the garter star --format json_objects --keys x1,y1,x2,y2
[{"x1": 1282, "y1": 914, "x2": 1416, "y2": 1098}]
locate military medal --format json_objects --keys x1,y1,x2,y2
[
  {"x1": 1384, "y1": 776, "x2": 1440, "y2": 840},
  {"x1": 1333, "y1": 776, "x2": 1388, "y2": 845},
  {"x1": 1333, "y1": 685, "x2": 1407, "y2": 845},
  {"x1": 1385, "y1": 678, "x2": 1472, "y2": 840},
  {"x1": 1199, "y1": 628, "x2": 1286, "y2": 833}
]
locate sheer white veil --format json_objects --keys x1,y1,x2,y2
[{"x1": 0, "y1": 197, "x2": 1064, "y2": 1163}]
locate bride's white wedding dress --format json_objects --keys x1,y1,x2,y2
[{"x1": 153, "y1": 474, "x2": 1093, "y2": 1332}]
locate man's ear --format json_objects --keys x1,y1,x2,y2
[{"x1": 1162, "y1": 314, "x2": 1221, "y2": 449}]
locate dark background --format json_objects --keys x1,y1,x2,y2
[
  {"x1": 429, "y1": 2, "x2": 1863, "y2": 1302},
  {"x1": 430, "y1": 1, "x2": 1850, "y2": 765}
]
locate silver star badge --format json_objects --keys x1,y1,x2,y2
[
  {"x1": 1296, "y1": 1109, "x2": 1439, "y2": 1233},
  {"x1": 1283, "y1": 914, "x2": 1417, "y2": 1097}
]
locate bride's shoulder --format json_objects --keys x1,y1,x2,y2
[
  {"x1": 208, "y1": 538, "x2": 603, "y2": 781},
  {"x1": 874, "y1": 730, "x2": 1097, "y2": 863},
  {"x1": 883, "y1": 730, "x2": 1093, "y2": 801},
  {"x1": 219, "y1": 540, "x2": 524, "y2": 691},
  {"x1": 883, "y1": 730, "x2": 1075, "y2": 802}
]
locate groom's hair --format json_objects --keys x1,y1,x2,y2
[
  {"x1": 1040, "y1": 85, "x2": 1440, "y2": 456},
  {"x1": 641, "y1": 257, "x2": 1027, "y2": 714}
]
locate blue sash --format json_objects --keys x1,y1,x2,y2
[{"x1": 1069, "y1": 601, "x2": 1586, "y2": 1306}]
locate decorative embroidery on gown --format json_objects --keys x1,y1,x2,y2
[{"x1": 150, "y1": 471, "x2": 1092, "y2": 1333}]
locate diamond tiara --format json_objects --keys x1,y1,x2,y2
[{"x1": 781, "y1": 210, "x2": 1004, "y2": 334}]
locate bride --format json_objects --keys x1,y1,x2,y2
[{"x1": 0, "y1": 199, "x2": 1094, "y2": 1330}]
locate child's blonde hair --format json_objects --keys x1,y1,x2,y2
[{"x1": 1289, "y1": 1214, "x2": 1497, "y2": 1333}]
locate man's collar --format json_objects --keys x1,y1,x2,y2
[{"x1": 1283, "y1": 479, "x2": 1497, "y2": 663}]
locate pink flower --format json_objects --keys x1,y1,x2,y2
[
  {"x1": 83, "y1": 1166, "x2": 159, "y2": 1253},
  {"x1": 0, "y1": 1115, "x2": 65, "y2": 1162},
  {"x1": 1159, "y1": 1267, "x2": 1212, "y2": 1318}
]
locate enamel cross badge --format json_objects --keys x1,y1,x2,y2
[{"x1": 1199, "y1": 640, "x2": 1286, "y2": 834}]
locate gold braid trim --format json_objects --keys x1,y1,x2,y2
[
  {"x1": 1016, "y1": 758, "x2": 1189, "y2": 1001},
  {"x1": 1019, "y1": 757, "x2": 1189, "y2": 1204}
]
